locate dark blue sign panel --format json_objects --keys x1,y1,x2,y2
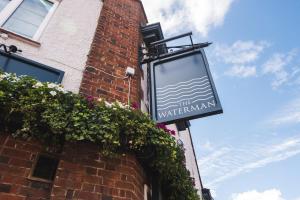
[{"x1": 151, "y1": 49, "x2": 222, "y2": 123}]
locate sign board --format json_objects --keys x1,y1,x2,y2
[{"x1": 150, "y1": 49, "x2": 222, "y2": 123}]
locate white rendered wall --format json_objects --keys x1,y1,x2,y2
[
  {"x1": 178, "y1": 128, "x2": 203, "y2": 197},
  {"x1": 141, "y1": 64, "x2": 149, "y2": 112},
  {"x1": 166, "y1": 124, "x2": 203, "y2": 196},
  {"x1": 0, "y1": 0, "x2": 103, "y2": 92}
]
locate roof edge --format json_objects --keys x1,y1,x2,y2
[{"x1": 136, "y1": 0, "x2": 148, "y2": 23}]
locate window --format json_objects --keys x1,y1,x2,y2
[
  {"x1": 144, "y1": 184, "x2": 152, "y2": 200},
  {"x1": 0, "y1": 50, "x2": 64, "y2": 83},
  {"x1": 0, "y1": 0, "x2": 58, "y2": 40},
  {"x1": 29, "y1": 154, "x2": 59, "y2": 182}
]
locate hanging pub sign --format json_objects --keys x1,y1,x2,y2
[{"x1": 150, "y1": 49, "x2": 223, "y2": 123}]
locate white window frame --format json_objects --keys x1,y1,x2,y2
[
  {"x1": 0, "y1": 0, "x2": 59, "y2": 41},
  {"x1": 144, "y1": 184, "x2": 152, "y2": 200}
]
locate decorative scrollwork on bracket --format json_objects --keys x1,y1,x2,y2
[{"x1": 0, "y1": 43, "x2": 22, "y2": 54}]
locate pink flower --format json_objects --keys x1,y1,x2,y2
[
  {"x1": 131, "y1": 102, "x2": 139, "y2": 110},
  {"x1": 170, "y1": 130, "x2": 176, "y2": 136},
  {"x1": 86, "y1": 96, "x2": 94, "y2": 102},
  {"x1": 86, "y1": 96, "x2": 95, "y2": 109},
  {"x1": 156, "y1": 123, "x2": 176, "y2": 136},
  {"x1": 156, "y1": 123, "x2": 166, "y2": 129}
]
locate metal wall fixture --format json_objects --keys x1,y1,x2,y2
[
  {"x1": 141, "y1": 32, "x2": 212, "y2": 63},
  {"x1": 0, "y1": 43, "x2": 22, "y2": 54}
]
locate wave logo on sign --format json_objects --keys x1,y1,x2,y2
[{"x1": 156, "y1": 76, "x2": 214, "y2": 111}]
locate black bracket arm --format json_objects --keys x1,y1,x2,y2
[
  {"x1": 0, "y1": 43, "x2": 22, "y2": 54},
  {"x1": 141, "y1": 32, "x2": 212, "y2": 63}
]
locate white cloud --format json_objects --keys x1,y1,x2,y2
[
  {"x1": 202, "y1": 141, "x2": 215, "y2": 151},
  {"x1": 198, "y1": 136, "x2": 300, "y2": 188},
  {"x1": 142, "y1": 0, "x2": 235, "y2": 36},
  {"x1": 210, "y1": 189, "x2": 217, "y2": 199},
  {"x1": 215, "y1": 41, "x2": 269, "y2": 65},
  {"x1": 213, "y1": 42, "x2": 299, "y2": 83},
  {"x1": 225, "y1": 65, "x2": 257, "y2": 78},
  {"x1": 231, "y1": 189, "x2": 284, "y2": 200},
  {"x1": 267, "y1": 97, "x2": 300, "y2": 127},
  {"x1": 213, "y1": 40, "x2": 268, "y2": 78},
  {"x1": 198, "y1": 147, "x2": 230, "y2": 166},
  {"x1": 185, "y1": 0, "x2": 234, "y2": 36},
  {"x1": 262, "y1": 49, "x2": 298, "y2": 89}
]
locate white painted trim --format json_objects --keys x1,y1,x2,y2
[
  {"x1": 33, "y1": 0, "x2": 59, "y2": 41},
  {"x1": 0, "y1": 0, "x2": 22, "y2": 25},
  {"x1": 0, "y1": 0, "x2": 59, "y2": 41},
  {"x1": 144, "y1": 184, "x2": 152, "y2": 200}
]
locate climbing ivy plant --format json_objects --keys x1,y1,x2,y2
[{"x1": 0, "y1": 71, "x2": 200, "y2": 200}]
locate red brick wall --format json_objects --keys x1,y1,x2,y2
[
  {"x1": 52, "y1": 142, "x2": 146, "y2": 200},
  {"x1": 80, "y1": 0, "x2": 147, "y2": 105},
  {"x1": 0, "y1": 134, "x2": 51, "y2": 200},
  {"x1": 0, "y1": 135, "x2": 147, "y2": 200},
  {"x1": 1, "y1": 0, "x2": 150, "y2": 199}
]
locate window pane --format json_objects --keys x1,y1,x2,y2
[
  {"x1": 0, "y1": 0, "x2": 10, "y2": 12},
  {"x1": 6, "y1": 58, "x2": 63, "y2": 82},
  {"x1": 0, "y1": 52, "x2": 64, "y2": 83},
  {"x1": 2, "y1": 0, "x2": 53, "y2": 38},
  {"x1": 32, "y1": 155, "x2": 59, "y2": 181},
  {"x1": 0, "y1": 54, "x2": 8, "y2": 70}
]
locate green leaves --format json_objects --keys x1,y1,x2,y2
[{"x1": 0, "y1": 71, "x2": 199, "y2": 200}]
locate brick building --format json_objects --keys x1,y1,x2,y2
[{"x1": 0, "y1": 0, "x2": 204, "y2": 199}]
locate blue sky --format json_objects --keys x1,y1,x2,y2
[{"x1": 143, "y1": 0, "x2": 300, "y2": 199}]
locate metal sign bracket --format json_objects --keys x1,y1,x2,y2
[
  {"x1": 141, "y1": 32, "x2": 212, "y2": 63},
  {"x1": 0, "y1": 43, "x2": 22, "y2": 54}
]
